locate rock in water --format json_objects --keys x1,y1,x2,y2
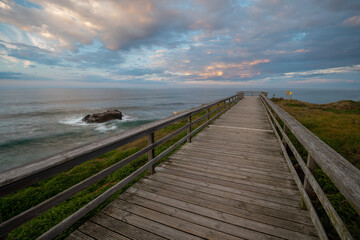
[{"x1": 82, "y1": 110, "x2": 123, "y2": 123}]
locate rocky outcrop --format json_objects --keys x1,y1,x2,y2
[{"x1": 82, "y1": 110, "x2": 123, "y2": 123}]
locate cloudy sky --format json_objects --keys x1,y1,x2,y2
[{"x1": 0, "y1": 0, "x2": 359, "y2": 88}]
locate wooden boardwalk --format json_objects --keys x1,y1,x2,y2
[{"x1": 68, "y1": 96, "x2": 319, "y2": 240}]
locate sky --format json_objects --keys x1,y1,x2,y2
[{"x1": 0, "y1": 0, "x2": 359, "y2": 89}]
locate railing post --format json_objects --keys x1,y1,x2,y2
[
  {"x1": 301, "y1": 154, "x2": 317, "y2": 208},
  {"x1": 148, "y1": 132, "x2": 155, "y2": 175},
  {"x1": 282, "y1": 125, "x2": 288, "y2": 147},
  {"x1": 304, "y1": 154, "x2": 317, "y2": 194},
  {"x1": 187, "y1": 114, "x2": 192, "y2": 143},
  {"x1": 206, "y1": 108, "x2": 210, "y2": 127},
  {"x1": 0, "y1": 215, "x2": 5, "y2": 240}
]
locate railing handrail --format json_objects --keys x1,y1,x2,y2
[
  {"x1": 259, "y1": 94, "x2": 360, "y2": 215},
  {"x1": 0, "y1": 93, "x2": 242, "y2": 196},
  {"x1": 260, "y1": 93, "x2": 359, "y2": 240}
]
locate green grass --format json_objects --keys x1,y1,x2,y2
[
  {"x1": 0, "y1": 102, "x2": 229, "y2": 240},
  {"x1": 273, "y1": 98, "x2": 360, "y2": 239}
]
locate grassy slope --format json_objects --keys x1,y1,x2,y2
[
  {"x1": 0, "y1": 103, "x2": 224, "y2": 240},
  {"x1": 273, "y1": 98, "x2": 360, "y2": 239}
]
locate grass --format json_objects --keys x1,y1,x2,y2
[
  {"x1": 272, "y1": 98, "x2": 360, "y2": 239},
  {"x1": 0, "y1": 101, "x2": 231, "y2": 240}
]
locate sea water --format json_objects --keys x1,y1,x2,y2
[{"x1": 0, "y1": 88, "x2": 359, "y2": 171}]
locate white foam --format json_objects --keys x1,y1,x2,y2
[
  {"x1": 59, "y1": 116, "x2": 88, "y2": 126},
  {"x1": 122, "y1": 114, "x2": 137, "y2": 122},
  {"x1": 94, "y1": 124, "x2": 117, "y2": 132},
  {"x1": 59, "y1": 114, "x2": 137, "y2": 133}
]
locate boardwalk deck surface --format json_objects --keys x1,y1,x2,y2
[{"x1": 68, "y1": 96, "x2": 319, "y2": 240}]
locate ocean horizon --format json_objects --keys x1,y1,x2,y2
[{"x1": 1, "y1": 87, "x2": 359, "y2": 172}]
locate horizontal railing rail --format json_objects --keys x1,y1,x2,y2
[
  {"x1": 0, "y1": 92, "x2": 244, "y2": 239},
  {"x1": 259, "y1": 93, "x2": 359, "y2": 240}
]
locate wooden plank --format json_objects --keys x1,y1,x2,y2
[
  {"x1": 90, "y1": 213, "x2": 166, "y2": 240},
  {"x1": 170, "y1": 157, "x2": 294, "y2": 180},
  {"x1": 173, "y1": 151, "x2": 287, "y2": 168},
  {"x1": 185, "y1": 142, "x2": 283, "y2": 156},
  {"x1": 149, "y1": 172, "x2": 301, "y2": 211},
  {"x1": 112, "y1": 198, "x2": 280, "y2": 240},
  {"x1": 66, "y1": 231, "x2": 95, "y2": 240},
  {"x1": 107, "y1": 200, "x2": 243, "y2": 240},
  {"x1": 160, "y1": 164, "x2": 298, "y2": 192},
  {"x1": 123, "y1": 188, "x2": 318, "y2": 239},
  {"x1": 156, "y1": 166, "x2": 300, "y2": 197},
  {"x1": 101, "y1": 206, "x2": 202, "y2": 240},
  {"x1": 195, "y1": 129, "x2": 279, "y2": 141},
  {"x1": 179, "y1": 145, "x2": 285, "y2": 162},
  {"x1": 156, "y1": 167, "x2": 298, "y2": 206},
  {"x1": 198, "y1": 129, "x2": 277, "y2": 140},
  {"x1": 135, "y1": 179, "x2": 317, "y2": 234},
  {"x1": 167, "y1": 159, "x2": 295, "y2": 185},
  {"x1": 192, "y1": 137, "x2": 280, "y2": 150},
  {"x1": 78, "y1": 221, "x2": 130, "y2": 240},
  {"x1": 168, "y1": 154, "x2": 290, "y2": 175},
  {"x1": 146, "y1": 176, "x2": 312, "y2": 224},
  {"x1": 172, "y1": 151, "x2": 288, "y2": 169},
  {"x1": 154, "y1": 167, "x2": 300, "y2": 200},
  {"x1": 209, "y1": 125, "x2": 273, "y2": 132},
  {"x1": 190, "y1": 138, "x2": 282, "y2": 152},
  {"x1": 166, "y1": 161, "x2": 297, "y2": 189}
]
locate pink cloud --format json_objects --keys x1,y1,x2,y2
[{"x1": 344, "y1": 16, "x2": 360, "y2": 27}]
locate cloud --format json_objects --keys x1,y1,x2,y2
[
  {"x1": 0, "y1": 0, "x2": 359, "y2": 88},
  {"x1": 284, "y1": 65, "x2": 360, "y2": 77},
  {"x1": 0, "y1": 0, "x2": 238, "y2": 51},
  {"x1": 292, "y1": 78, "x2": 354, "y2": 84},
  {"x1": 0, "y1": 71, "x2": 23, "y2": 79},
  {"x1": 344, "y1": 16, "x2": 360, "y2": 27}
]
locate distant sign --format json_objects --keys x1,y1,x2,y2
[{"x1": 286, "y1": 91, "x2": 293, "y2": 99}]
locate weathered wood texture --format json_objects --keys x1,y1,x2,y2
[
  {"x1": 68, "y1": 96, "x2": 319, "y2": 240},
  {"x1": 261, "y1": 95, "x2": 360, "y2": 216}
]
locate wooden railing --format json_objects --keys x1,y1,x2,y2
[
  {"x1": 259, "y1": 93, "x2": 360, "y2": 240},
  {"x1": 0, "y1": 92, "x2": 244, "y2": 239}
]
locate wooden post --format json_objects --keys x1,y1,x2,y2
[
  {"x1": 187, "y1": 115, "x2": 191, "y2": 143},
  {"x1": 217, "y1": 103, "x2": 219, "y2": 115},
  {"x1": 282, "y1": 125, "x2": 288, "y2": 147},
  {"x1": 304, "y1": 154, "x2": 317, "y2": 194},
  {"x1": 148, "y1": 132, "x2": 155, "y2": 175},
  {"x1": 301, "y1": 154, "x2": 317, "y2": 208},
  {"x1": 206, "y1": 108, "x2": 210, "y2": 127},
  {"x1": 0, "y1": 215, "x2": 5, "y2": 240}
]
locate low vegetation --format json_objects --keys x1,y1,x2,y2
[
  {"x1": 273, "y1": 98, "x2": 360, "y2": 239},
  {"x1": 0, "y1": 102, "x2": 228, "y2": 240}
]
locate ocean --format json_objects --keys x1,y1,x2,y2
[{"x1": 0, "y1": 88, "x2": 359, "y2": 171}]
